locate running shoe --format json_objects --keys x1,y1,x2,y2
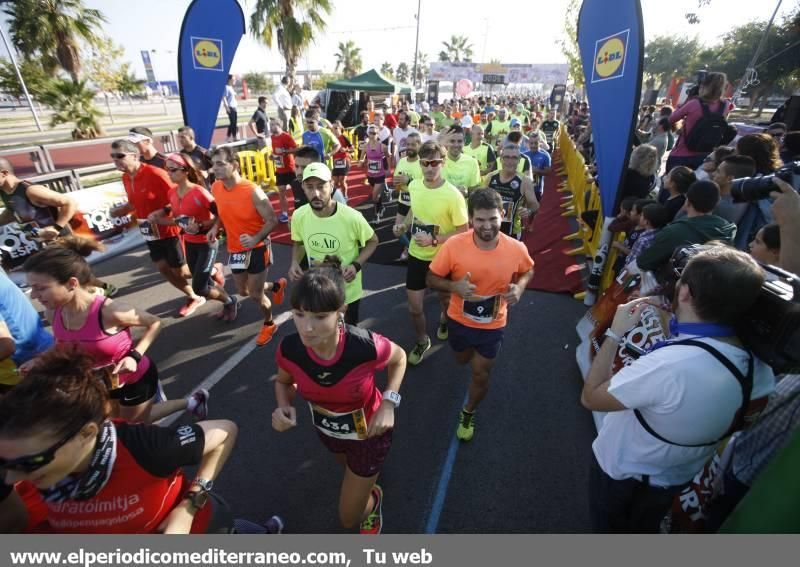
[
  {"x1": 220, "y1": 296, "x2": 239, "y2": 322},
  {"x1": 278, "y1": 212, "x2": 289, "y2": 223},
  {"x1": 456, "y1": 410, "x2": 475, "y2": 442},
  {"x1": 178, "y1": 296, "x2": 206, "y2": 317},
  {"x1": 211, "y1": 263, "x2": 225, "y2": 288},
  {"x1": 359, "y1": 485, "x2": 383, "y2": 535},
  {"x1": 188, "y1": 388, "x2": 210, "y2": 420},
  {"x1": 155, "y1": 380, "x2": 168, "y2": 403},
  {"x1": 272, "y1": 277, "x2": 287, "y2": 306},
  {"x1": 102, "y1": 282, "x2": 118, "y2": 298},
  {"x1": 256, "y1": 322, "x2": 277, "y2": 346},
  {"x1": 262, "y1": 515, "x2": 285, "y2": 534},
  {"x1": 436, "y1": 321, "x2": 449, "y2": 341},
  {"x1": 407, "y1": 336, "x2": 431, "y2": 366},
  {"x1": 233, "y1": 516, "x2": 285, "y2": 534}
]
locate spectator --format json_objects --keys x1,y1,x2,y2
[
  {"x1": 662, "y1": 166, "x2": 696, "y2": 222},
  {"x1": 666, "y1": 72, "x2": 731, "y2": 172},
  {"x1": 712, "y1": 155, "x2": 757, "y2": 225},
  {"x1": 769, "y1": 177, "x2": 800, "y2": 275},
  {"x1": 625, "y1": 203, "x2": 670, "y2": 267},
  {"x1": 748, "y1": 223, "x2": 780, "y2": 266},
  {"x1": 248, "y1": 96, "x2": 269, "y2": 148},
  {"x1": 607, "y1": 197, "x2": 638, "y2": 234},
  {"x1": 736, "y1": 133, "x2": 782, "y2": 175},
  {"x1": 779, "y1": 131, "x2": 800, "y2": 164},
  {"x1": 272, "y1": 76, "x2": 293, "y2": 130},
  {"x1": 582, "y1": 246, "x2": 775, "y2": 533},
  {"x1": 693, "y1": 145, "x2": 736, "y2": 182},
  {"x1": 222, "y1": 75, "x2": 239, "y2": 143},
  {"x1": 612, "y1": 199, "x2": 655, "y2": 273},
  {"x1": 620, "y1": 144, "x2": 658, "y2": 201},
  {"x1": 177, "y1": 126, "x2": 213, "y2": 183},
  {"x1": 636, "y1": 180, "x2": 736, "y2": 272},
  {"x1": 288, "y1": 105, "x2": 303, "y2": 141},
  {"x1": 648, "y1": 117, "x2": 672, "y2": 169}
]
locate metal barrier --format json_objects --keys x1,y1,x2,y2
[
  {"x1": 0, "y1": 146, "x2": 51, "y2": 176},
  {"x1": 22, "y1": 170, "x2": 83, "y2": 194}
]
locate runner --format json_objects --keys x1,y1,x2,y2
[
  {"x1": 393, "y1": 133, "x2": 424, "y2": 261},
  {"x1": 289, "y1": 163, "x2": 378, "y2": 326},
  {"x1": 359, "y1": 125, "x2": 392, "y2": 223},
  {"x1": 489, "y1": 107, "x2": 513, "y2": 148},
  {"x1": 427, "y1": 188, "x2": 534, "y2": 441},
  {"x1": 23, "y1": 238, "x2": 208, "y2": 424},
  {"x1": 419, "y1": 116, "x2": 439, "y2": 144},
  {"x1": 526, "y1": 117, "x2": 551, "y2": 153},
  {"x1": 272, "y1": 258, "x2": 406, "y2": 533},
  {"x1": 330, "y1": 121, "x2": 354, "y2": 200},
  {"x1": 147, "y1": 154, "x2": 237, "y2": 321},
  {"x1": 372, "y1": 111, "x2": 394, "y2": 169},
  {"x1": 208, "y1": 146, "x2": 286, "y2": 346},
  {"x1": 462, "y1": 125, "x2": 497, "y2": 177},
  {"x1": 0, "y1": 347, "x2": 239, "y2": 533},
  {"x1": 269, "y1": 118, "x2": 298, "y2": 223},
  {"x1": 488, "y1": 145, "x2": 540, "y2": 238},
  {"x1": 127, "y1": 127, "x2": 168, "y2": 170},
  {"x1": 302, "y1": 110, "x2": 341, "y2": 162},
  {"x1": 540, "y1": 110, "x2": 561, "y2": 150},
  {"x1": 108, "y1": 139, "x2": 204, "y2": 317},
  {"x1": 288, "y1": 106, "x2": 304, "y2": 142},
  {"x1": 393, "y1": 141, "x2": 469, "y2": 365},
  {"x1": 177, "y1": 127, "x2": 214, "y2": 184},
  {"x1": 441, "y1": 125, "x2": 481, "y2": 197},
  {"x1": 392, "y1": 111, "x2": 418, "y2": 161},
  {"x1": 521, "y1": 136, "x2": 553, "y2": 202},
  {"x1": 354, "y1": 111, "x2": 371, "y2": 160}
]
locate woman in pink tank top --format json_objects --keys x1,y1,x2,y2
[
  {"x1": 23, "y1": 237, "x2": 209, "y2": 424},
  {"x1": 359, "y1": 125, "x2": 391, "y2": 222}
]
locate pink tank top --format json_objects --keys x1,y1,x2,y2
[
  {"x1": 52, "y1": 295, "x2": 150, "y2": 385},
  {"x1": 365, "y1": 144, "x2": 386, "y2": 178}
]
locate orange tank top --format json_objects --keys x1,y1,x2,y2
[{"x1": 211, "y1": 179, "x2": 266, "y2": 253}]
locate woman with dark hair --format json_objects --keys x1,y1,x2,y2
[
  {"x1": 271, "y1": 256, "x2": 407, "y2": 534},
  {"x1": 149, "y1": 153, "x2": 237, "y2": 321},
  {"x1": 749, "y1": 223, "x2": 780, "y2": 265},
  {"x1": 735, "y1": 133, "x2": 783, "y2": 174},
  {"x1": 23, "y1": 237, "x2": 208, "y2": 424},
  {"x1": 661, "y1": 165, "x2": 696, "y2": 221},
  {"x1": 0, "y1": 346, "x2": 238, "y2": 533},
  {"x1": 666, "y1": 72, "x2": 732, "y2": 172}
]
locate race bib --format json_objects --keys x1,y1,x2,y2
[
  {"x1": 174, "y1": 215, "x2": 194, "y2": 232},
  {"x1": 367, "y1": 160, "x2": 381, "y2": 173},
  {"x1": 228, "y1": 250, "x2": 252, "y2": 271},
  {"x1": 501, "y1": 198, "x2": 515, "y2": 219},
  {"x1": 398, "y1": 191, "x2": 411, "y2": 204},
  {"x1": 17, "y1": 221, "x2": 40, "y2": 238},
  {"x1": 309, "y1": 403, "x2": 368, "y2": 440},
  {"x1": 334, "y1": 158, "x2": 347, "y2": 169},
  {"x1": 410, "y1": 218, "x2": 438, "y2": 239},
  {"x1": 138, "y1": 219, "x2": 159, "y2": 241},
  {"x1": 273, "y1": 154, "x2": 285, "y2": 168},
  {"x1": 463, "y1": 295, "x2": 501, "y2": 324}
]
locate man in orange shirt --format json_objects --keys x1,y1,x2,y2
[
  {"x1": 427, "y1": 188, "x2": 534, "y2": 442},
  {"x1": 207, "y1": 147, "x2": 286, "y2": 346},
  {"x1": 109, "y1": 139, "x2": 205, "y2": 317}
]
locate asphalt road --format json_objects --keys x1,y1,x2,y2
[{"x1": 90, "y1": 229, "x2": 595, "y2": 534}]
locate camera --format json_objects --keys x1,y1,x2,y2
[
  {"x1": 730, "y1": 161, "x2": 800, "y2": 203},
  {"x1": 664, "y1": 244, "x2": 800, "y2": 374}
]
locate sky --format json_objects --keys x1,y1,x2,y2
[{"x1": 1, "y1": 0, "x2": 796, "y2": 83}]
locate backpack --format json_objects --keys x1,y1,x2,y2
[{"x1": 684, "y1": 100, "x2": 733, "y2": 153}]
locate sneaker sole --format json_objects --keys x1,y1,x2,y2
[
  {"x1": 255, "y1": 326, "x2": 277, "y2": 346},
  {"x1": 192, "y1": 388, "x2": 210, "y2": 420},
  {"x1": 360, "y1": 486, "x2": 383, "y2": 534}
]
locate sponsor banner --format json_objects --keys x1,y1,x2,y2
[
  {"x1": 428, "y1": 62, "x2": 569, "y2": 85},
  {"x1": 178, "y1": 0, "x2": 245, "y2": 149}
]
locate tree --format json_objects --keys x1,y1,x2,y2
[
  {"x1": 0, "y1": 57, "x2": 51, "y2": 100},
  {"x1": 334, "y1": 40, "x2": 363, "y2": 79},
  {"x1": 39, "y1": 78, "x2": 104, "y2": 139},
  {"x1": 115, "y1": 71, "x2": 145, "y2": 100},
  {"x1": 396, "y1": 62, "x2": 410, "y2": 83},
  {"x1": 643, "y1": 35, "x2": 703, "y2": 91},
  {"x1": 311, "y1": 72, "x2": 342, "y2": 90},
  {"x1": 380, "y1": 62, "x2": 394, "y2": 78},
  {"x1": 3, "y1": 0, "x2": 107, "y2": 82},
  {"x1": 250, "y1": 0, "x2": 332, "y2": 83},
  {"x1": 438, "y1": 35, "x2": 474, "y2": 62},
  {"x1": 83, "y1": 36, "x2": 129, "y2": 93},
  {"x1": 412, "y1": 53, "x2": 429, "y2": 85},
  {"x1": 243, "y1": 71, "x2": 273, "y2": 93},
  {"x1": 559, "y1": 0, "x2": 584, "y2": 88}
]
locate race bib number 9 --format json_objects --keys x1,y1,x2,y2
[
  {"x1": 228, "y1": 250, "x2": 252, "y2": 271},
  {"x1": 463, "y1": 295, "x2": 501, "y2": 324},
  {"x1": 367, "y1": 160, "x2": 381, "y2": 173},
  {"x1": 138, "y1": 220, "x2": 159, "y2": 241},
  {"x1": 309, "y1": 403, "x2": 368, "y2": 440},
  {"x1": 334, "y1": 158, "x2": 347, "y2": 169}
]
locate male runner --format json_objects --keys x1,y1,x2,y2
[
  {"x1": 128, "y1": 127, "x2": 167, "y2": 170},
  {"x1": 208, "y1": 146, "x2": 285, "y2": 346},
  {"x1": 269, "y1": 117, "x2": 297, "y2": 222},
  {"x1": 462, "y1": 125, "x2": 497, "y2": 177},
  {"x1": 441, "y1": 125, "x2": 481, "y2": 197},
  {"x1": 427, "y1": 188, "x2": 534, "y2": 441},
  {"x1": 288, "y1": 163, "x2": 378, "y2": 325},
  {"x1": 488, "y1": 145, "x2": 540, "y2": 238},
  {"x1": 302, "y1": 110, "x2": 340, "y2": 162},
  {"x1": 393, "y1": 133, "x2": 424, "y2": 261},
  {"x1": 393, "y1": 141, "x2": 468, "y2": 365},
  {"x1": 522, "y1": 136, "x2": 552, "y2": 202},
  {"x1": 392, "y1": 111, "x2": 418, "y2": 161},
  {"x1": 109, "y1": 140, "x2": 203, "y2": 316}
]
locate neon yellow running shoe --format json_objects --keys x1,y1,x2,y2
[
  {"x1": 456, "y1": 410, "x2": 475, "y2": 442},
  {"x1": 407, "y1": 336, "x2": 432, "y2": 366},
  {"x1": 359, "y1": 485, "x2": 383, "y2": 534}
]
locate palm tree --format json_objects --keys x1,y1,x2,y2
[
  {"x1": 39, "y1": 78, "x2": 104, "y2": 139},
  {"x1": 412, "y1": 53, "x2": 429, "y2": 85},
  {"x1": 380, "y1": 62, "x2": 394, "y2": 78},
  {"x1": 395, "y1": 62, "x2": 410, "y2": 83},
  {"x1": 334, "y1": 40, "x2": 363, "y2": 79},
  {"x1": 3, "y1": 0, "x2": 106, "y2": 82},
  {"x1": 438, "y1": 35, "x2": 474, "y2": 62},
  {"x1": 250, "y1": 0, "x2": 332, "y2": 83}
]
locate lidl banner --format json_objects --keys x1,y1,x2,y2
[{"x1": 178, "y1": 0, "x2": 245, "y2": 148}]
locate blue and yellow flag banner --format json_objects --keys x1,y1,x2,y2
[
  {"x1": 577, "y1": 0, "x2": 644, "y2": 217},
  {"x1": 178, "y1": 0, "x2": 245, "y2": 148}
]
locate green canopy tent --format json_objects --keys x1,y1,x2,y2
[{"x1": 324, "y1": 69, "x2": 416, "y2": 125}]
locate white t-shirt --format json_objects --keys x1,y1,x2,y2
[
  {"x1": 593, "y1": 335, "x2": 775, "y2": 487},
  {"x1": 272, "y1": 84, "x2": 292, "y2": 111},
  {"x1": 421, "y1": 131, "x2": 440, "y2": 144},
  {"x1": 224, "y1": 85, "x2": 237, "y2": 109},
  {"x1": 392, "y1": 126, "x2": 418, "y2": 159}
]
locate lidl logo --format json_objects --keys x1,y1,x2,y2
[
  {"x1": 191, "y1": 37, "x2": 223, "y2": 72},
  {"x1": 591, "y1": 30, "x2": 629, "y2": 84}
]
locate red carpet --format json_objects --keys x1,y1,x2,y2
[{"x1": 522, "y1": 153, "x2": 584, "y2": 294}]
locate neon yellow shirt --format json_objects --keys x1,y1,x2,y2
[
  {"x1": 463, "y1": 142, "x2": 497, "y2": 173},
  {"x1": 442, "y1": 153, "x2": 481, "y2": 191},
  {"x1": 407, "y1": 179, "x2": 468, "y2": 261}
]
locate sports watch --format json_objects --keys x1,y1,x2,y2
[
  {"x1": 192, "y1": 477, "x2": 214, "y2": 492},
  {"x1": 382, "y1": 390, "x2": 402, "y2": 408}
]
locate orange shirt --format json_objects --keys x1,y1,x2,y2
[
  {"x1": 122, "y1": 164, "x2": 181, "y2": 239},
  {"x1": 211, "y1": 179, "x2": 266, "y2": 253},
  {"x1": 429, "y1": 230, "x2": 534, "y2": 329}
]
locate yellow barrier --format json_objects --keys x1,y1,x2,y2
[{"x1": 238, "y1": 148, "x2": 279, "y2": 191}]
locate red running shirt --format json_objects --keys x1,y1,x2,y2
[
  {"x1": 168, "y1": 184, "x2": 215, "y2": 244},
  {"x1": 121, "y1": 164, "x2": 181, "y2": 239},
  {"x1": 270, "y1": 132, "x2": 297, "y2": 174}
]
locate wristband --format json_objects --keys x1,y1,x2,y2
[
  {"x1": 127, "y1": 349, "x2": 143, "y2": 363},
  {"x1": 52, "y1": 223, "x2": 64, "y2": 232},
  {"x1": 604, "y1": 329, "x2": 624, "y2": 344},
  {"x1": 351, "y1": 261, "x2": 362, "y2": 273}
]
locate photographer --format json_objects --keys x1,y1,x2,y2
[
  {"x1": 582, "y1": 246, "x2": 776, "y2": 533},
  {"x1": 770, "y1": 177, "x2": 800, "y2": 276}
]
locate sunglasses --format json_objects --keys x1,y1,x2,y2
[
  {"x1": 165, "y1": 167, "x2": 186, "y2": 173},
  {"x1": 0, "y1": 427, "x2": 81, "y2": 473},
  {"x1": 110, "y1": 153, "x2": 132, "y2": 160},
  {"x1": 420, "y1": 159, "x2": 443, "y2": 168}
]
